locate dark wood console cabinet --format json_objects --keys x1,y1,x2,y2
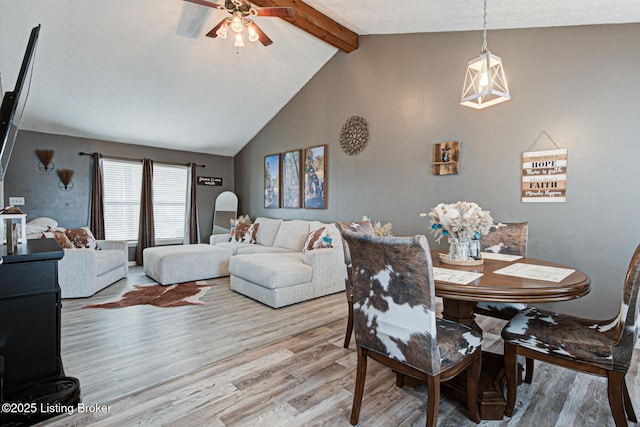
[{"x1": 0, "y1": 239, "x2": 72, "y2": 399}]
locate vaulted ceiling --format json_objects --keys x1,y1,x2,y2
[{"x1": 1, "y1": 0, "x2": 639, "y2": 156}]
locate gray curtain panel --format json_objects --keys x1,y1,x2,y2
[
  {"x1": 187, "y1": 162, "x2": 199, "y2": 244},
  {"x1": 89, "y1": 152, "x2": 105, "y2": 240},
  {"x1": 135, "y1": 158, "x2": 155, "y2": 265}
]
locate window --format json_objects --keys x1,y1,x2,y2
[
  {"x1": 103, "y1": 159, "x2": 188, "y2": 244},
  {"x1": 103, "y1": 159, "x2": 141, "y2": 241},
  {"x1": 153, "y1": 164, "x2": 188, "y2": 244}
]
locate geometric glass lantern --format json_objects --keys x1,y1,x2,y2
[{"x1": 460, "y1": 0, "x2": 511, "y2": 109}]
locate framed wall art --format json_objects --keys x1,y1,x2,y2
[
  {"x1": 282, "y1": 149, "x2": 302, "y2": 208},
  {"x1": 264, "y1": 153, "x2": 280, "y2": 208},
  {"x1": 303, "y1": 145, "x2": 327, "y2": 209}
]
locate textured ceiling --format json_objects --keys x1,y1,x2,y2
[{"x1": 1, "y1": 0, "x2": 639, "y2": 156}]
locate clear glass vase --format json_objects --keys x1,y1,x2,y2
[{"x1": 449, "y1": 237, "x2": 470, "y2": 260}]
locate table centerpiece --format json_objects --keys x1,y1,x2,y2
[{"x1": 421, "y1": 201, "x2": 493, "y2": 265}]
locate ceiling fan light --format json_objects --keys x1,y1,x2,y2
[
  {"x1": 216, "y1": 22, "x2": 228, "y2": 39},
  {"x1": 234, "y1": 32, "x2": 245, "y2": 48},
  {"x1": 247, "y1": 24, "x2": 259, "y2": 43},
  {"x1": 231, "y1": 14, "x2": 244, "y2": 33}
]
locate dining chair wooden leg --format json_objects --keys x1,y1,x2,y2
[
  {"x1": 524, "y1": 357, "x2": 534, "y2": 384},
  {"x1": 623, "y1": 377, "x2": 637, "y2": 422},
  {"x1": 343, "y1": 301, "x2": 354, "y2": 348},
  {"x1": 466, "y1": 352, "x2": 481, "y2": 423},
  {"x1": 607, "y1": 370, "x2": 628, "y2": 427},
  {"x1": 503, "y1": 343, "x2": 518, "y2": 417},
  {"x1": 426, "y1": 374, "x2": 441, "y2": 427},
  {"x1": 350, "y1": 346, "x2": 368, "y2": 426}
]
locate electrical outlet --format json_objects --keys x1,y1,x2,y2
[{"x1": 9, "y1": 197, "x2": 24, "y2": 206}]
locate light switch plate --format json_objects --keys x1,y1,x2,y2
[{"x1": 9, "y1": 197, "x2": 25, "y2": 206}]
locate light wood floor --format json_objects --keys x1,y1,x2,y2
[{"x1": 40, "y1": 267, "x2": 639, "y2": 426}]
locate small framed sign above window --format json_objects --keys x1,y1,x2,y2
[{"x1": 197, "y1": 176, "x2": 222, "y2": 186}]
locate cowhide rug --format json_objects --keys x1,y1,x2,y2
[{"x1": 83, "y1": 281, "x2": 212, "y2": 309}]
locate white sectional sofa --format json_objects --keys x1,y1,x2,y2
[{"x1": 210, "y1": 217, "x2": 346, "y2": 308}]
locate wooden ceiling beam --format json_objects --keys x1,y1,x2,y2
[{"x1": 251, "y1": 0, "x2": 359, "y2": 53}]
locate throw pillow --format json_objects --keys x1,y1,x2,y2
[
  {"x1": 42, "y1": 230, "x2": 73, "y2": 249},
  {"x1": 65, "y1": 227, "x2": 99, "y2": 250},
  {"x1": 26, "y1": 217, "x2": 58, "y2": 235},
  {"x1": 304, "y1": 227, "x2": 334, "y2": 252},
  {"x1": 231, "y1": 222, "x2": 259, "y2": 244}
]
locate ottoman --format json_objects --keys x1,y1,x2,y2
[{"x1": 143, "y1": 244, "x2": 233, "y2": 285}]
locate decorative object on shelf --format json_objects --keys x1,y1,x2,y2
[
  {"x1": 264, "y1": 153, "x2": 280, "y2": 208},
  {"x1": 1, "y1": 206, "x2": 27, "y2": 254},
  {"x1": 57, "y1": 169, "x2": 74, "y2": 191},
  {"x1": 35, "y1": 149, "x2": 55, "y2": 172},
  {"x1": 460, "y1": 0, "x2": 510, "y2": 109},
  {"x1": 421, "y1": 201, "x2": 493, "y2": 264},
  {"x1": 339, "y1": 116, "x2": 369, "y2": 155},
  {"x1": 304, "y1": 145, "x2": 327, "y2": 209},
  {"x1": 432, "y1": 141, "x2": 460, "y2": 175},
  {"x1": 522, "y1": 131, "x2": 567, "y2": 203},
  {"x1": 282, "y1": 149, "x2": 302, "y2": 208},
  {"x1": 183, "y1": 0, "x2": 294, "y2": 51}
]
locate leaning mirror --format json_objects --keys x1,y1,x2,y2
[{"x1": 212, "y1": 191, "x2": 238, "y2": 235}]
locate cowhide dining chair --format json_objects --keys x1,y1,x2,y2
[
  {"x1": 502, "y1": 244, "x2": 640, "y2": 426},
  {"x1": 476, "y1": 222, "x2": 535, "y2": 382},
  {"x1": 335, "y1": 220, "x2": 375, "y2": 349},
  {"x1": 342, "y1": 230, "x2": 482, "y2": 426}
]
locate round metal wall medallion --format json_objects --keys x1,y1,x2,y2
[{"x1": 339, "y1": 116, "x2": 369, "y2": 155}]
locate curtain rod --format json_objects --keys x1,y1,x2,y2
[{"x1": 79, "y1": 152, "x2": 205, "y2": 168}]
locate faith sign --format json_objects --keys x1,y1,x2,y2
[{"x1": 521, "y1": 148, "x2": 568, "y2": 203}]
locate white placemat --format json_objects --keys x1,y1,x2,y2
[
  {"x1": 480, "y1": 252, "x2": 523, "y2": 262},
  {"x1": 493, "y1": 263, "x2": 575, "y2": 283},
  {"x1": 433, "y1": 267, "x2": 483, "y2": 285}
]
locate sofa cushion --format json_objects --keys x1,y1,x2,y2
[
  {"x1": 236, "y1": 246, "x2": 295, "y2": 255},
  {"x1": 303, "y1": 227, "x2": 334, "y2": 252},
  {"x1": 229, "y1": 253, "x2": 312, "y2": 289},
  {"x1": 254, "y1": 217, "x2": 282, "y2": 247},
  {"x1": 42, "y1": 230, "x2": 73, "y2": 249},
  {"x1": 95, "y1": 249, "x2": 127, "y2": 276},
  {"x1": 309, "y1": 221, "x2": 343, "y2": 247},
  {"x1": 215, "y1": 241, "x2": 255, "y2": 255},
  {"x1": 65, "y1": 227, "x2": 99, "y2": 249},
  {"x1": 272, "y1": 220, "x2": 310, "y2": 252},
  {"x1": 231, "y1": 222, "x2": 259, "y2": 244}
]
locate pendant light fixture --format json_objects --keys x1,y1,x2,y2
[{"x1": 460, "y1": 0, "x2": 511, "y2": 109}]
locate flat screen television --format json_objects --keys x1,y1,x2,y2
[{"x1": 0, "y1": 24, "x2": 40, "y2": 181}]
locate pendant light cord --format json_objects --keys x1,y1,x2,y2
[{"x1": 481, "y1": 0, "x2": 488, "y2": 53}]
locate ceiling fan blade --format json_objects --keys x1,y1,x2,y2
[
  {"x1": 205, "y1": 20, "x2": 226, "y2": 38},
  {"x1": 252, "y1": 7, "x2": 294, "y2": 18},
  {"x1": 250, "y1": 22, "x2": 273, "y2": 46},
  {"x1": 183, "y1": 0, "x2": 225, "y2": 10}
]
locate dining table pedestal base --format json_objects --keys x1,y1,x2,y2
[{"x1": 438, "y1": 298, "x2": 523, "y2": 420}]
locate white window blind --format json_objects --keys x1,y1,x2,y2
[
  {"x1": 103, "y1": 159, "x2": 142, "y2": 241},
  {"x1": 153, "y1": 164, "x2": 187, "y2": 243},
  {"x1": 102, "y1": 159, "x2": 188, "y2": 244}
]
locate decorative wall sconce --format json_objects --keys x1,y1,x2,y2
[
  {"x1": 36, "y1": 149, "x2": 55, "y2": 172},
  {"x1": 57, "y1": 169, "x2": 74, "y2": 190}
]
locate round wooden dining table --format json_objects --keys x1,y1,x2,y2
[{"x1": 430, "y1": 250, "x2": 591, "y2": 420}]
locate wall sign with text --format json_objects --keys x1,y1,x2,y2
[
  {"x1": 197, "y1": 176, "x2": 222, "y2": 186},
  {"x1": 521, "y1": 148, "x2": 567, "y2": 203}
]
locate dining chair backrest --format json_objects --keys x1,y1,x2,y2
[
  {"x1": 480, "y1": 222, "x2": 528, "y2": 257},
  {"x1": 341, "y1": 230, "x2": 440, "y2": 374},
  {"x1": 336, "y1": 221, "x2": 375, "y2": 299},
  {"x1": 612, "y1": 243, "x2": 640, "y2": 372}
]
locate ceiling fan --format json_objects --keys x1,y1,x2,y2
[{"x1": 183, "y1": 0, "x2": 294, "y2": 47}]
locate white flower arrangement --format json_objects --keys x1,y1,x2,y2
[{"x1": 420, "y1": 201, "x2": 493, "y2": 243}]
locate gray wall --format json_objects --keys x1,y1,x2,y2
[
  {"x1": 235, "y1": 24, "x2": 640, "y2": 318},
  {"x1": 4, "y1": 130, "x2": 234, "y2": 242}
]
